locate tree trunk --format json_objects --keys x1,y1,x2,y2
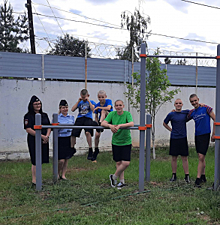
[{"x1": 152, "y1": 116, "x2": 156, "y2": 159}]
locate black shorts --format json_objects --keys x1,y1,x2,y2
[
  {"x1": 195, "y1": 133, "x2": 210, "y2": 155},
  {"x1": 72, "y1": 117, "x2": 96, "y2": 137},
  {"x1": 169, "y1": 137, "x2": 188, "y2": 156},
  {"x1": 112, "y1": 144, "x2": 132, "y2": 162},
  {"x1": 96, "y1": 121, "x2": 104, "y2": 133}
]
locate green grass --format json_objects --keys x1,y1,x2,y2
[{"x1": 0, "y1": 147, "x2": 220, "y2": 225}]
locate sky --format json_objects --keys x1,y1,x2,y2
[{"x1": 8, "y1": 0, "x2": 220, "y2": 57}]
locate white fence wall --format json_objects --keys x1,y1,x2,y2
[{"x1": 0, "y1": 79, "x2": 216, "y2": 160}]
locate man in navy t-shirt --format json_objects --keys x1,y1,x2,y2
[
  {"x1": 188, "y1": 94, "x2": 215, "y2": 187},
  {"x1": 163, "y1": 98, "x2": 190, "y2": 183}
]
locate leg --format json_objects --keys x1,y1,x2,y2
[
  {"x1": 58, "y1": 159, "x2": 64, "y2": 178},
  {"x1": 181, "y1": 156, "x2": 189, "y2": 174},
  {"x1": 32, "y1": 165, "x2": 36, "y2": 184},
  {"x1": 197, "y1": 153, "x2": 205, "y2": 178},
  {"x1": 95, "y1": 131, "x2": 101, "y2": 148},
  {"x1": 114, "y1": 161, "x2": 130, "y2": 178},
  {"x1": 171, "y1": 156, "x2": 178, "y2": 173},
  {"x1": 85, "y1": 132, "x2": 92, "y2": 148},
  {"x1": 116, "y1": 161, "x2": 125, "y2": 181},
  {"x1": 99, "y1": 110, "x2": 108, "y2": 123},
  {"x1": 61, "y1": 159, "x2": 68, "y2": 179}
]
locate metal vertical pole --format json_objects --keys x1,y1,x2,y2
[
  {"x1": 139, "y1": 43, "x2": 146, "y2": 191},
  {"x1": 85, "y1": 41, "x2": 88, "y2": 89},
  {"x1": 145, "y1": 114, "x2": 151, "y2": 182},
  {"x1": 41, "y1": 54, "x2": 45, "y2": 93},
  {"x1": 195, "y1": 52, "x2": 198, "y2": 94},
  {"x1": 53, "y1": 113, "x2": 59, "y2": 183},
  {"x1": 214, "y1": 45, "x2": 220, "y2": 191},
  {"x1": 35, "y1": 113, "x2": 42, "y2": 191},
  {"x1": 26, "y1": 0, "x2": 36, "y2": 54}
]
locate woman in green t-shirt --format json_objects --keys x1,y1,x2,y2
[{"x1": 101, "y1": 100, "x2": 134, "y2": 189}]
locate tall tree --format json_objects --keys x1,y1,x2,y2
[
  {"x1": 0, "y1": 0, "x2": 28, "y2": 52},
  {"x1": 118, "y1": 9, "x2": 150, "y2": 61},
  {"x1": 125, "y1": 49, "x2": 180, "y2": 159},
  {"x1": 49, "y1": 34, "x2": 91, "y2": 57}
]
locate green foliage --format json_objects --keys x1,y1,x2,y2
[
  {"x1": 118, "y1": 9, "x2": 150, "y2": 61},
  {"x1": 49, "y1": 34, "x2": 91, "y2": 57},
  {"x1": 125, "y1": 49, "x2": 180, "y2": 116},
  {"x1": 0, "y1": 0, "x2": 28, "y2": 52},
  {"x1": 125, "y1": 49, "x2": 180, "y2": 158}
]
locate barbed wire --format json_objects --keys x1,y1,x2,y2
[{"x1": 33, "y1": 37, "x2": 216, "y2": 67}]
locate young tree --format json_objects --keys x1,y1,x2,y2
[
  {"x1": 125, "y1": 49, "x2": 180, "y2": 159},
  {"x1": 118, "y1": 9, "x2": 150, "y2": 62},
  {"x1": 49, "y1": 34, "x2": 91, "y2": 57},
  {"x1": 0, "y1": 0, "x2": 28, "y2": 52}
]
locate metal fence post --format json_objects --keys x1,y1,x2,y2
[
  {"x1": 145, "y1": 114, "x2": 151, "y2": 182},
  {"x1": 139, "y1": 43, "x2": 146, "y2": 192},
  {"x1": 35, "y1": 113, "x2": 42, "y2": 191},
  {"x1": 53, "y1": 113, "x2": 59, "y2": 183},
  {"x1": 214, "y1": 45, "x2": 220, "y2": 191}
]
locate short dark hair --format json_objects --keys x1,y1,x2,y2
[
  {"x1": 81, "y1": 89, "x2": 88, "y2": 96},
  {"x1": 189, "y1": 93, "x2": 198, "y2": 100}
]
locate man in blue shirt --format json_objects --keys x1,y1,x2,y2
[
  {"x1": 188, "y1": 94, "x2": 215, "y2": 187},
  {"x1": 71, "y1": 89, "x2": 96, "y2": 160},
  {"x1": 163, "y1": 98, "x2": 190, "y2": 183}
]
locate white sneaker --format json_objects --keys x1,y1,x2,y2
[{"x1": 117, "y1": 182, "x2": 125, "y2": 190}]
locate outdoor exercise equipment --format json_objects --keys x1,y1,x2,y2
[{"x1": 34, "y1": 43, "x2": 220, "y2": 191}]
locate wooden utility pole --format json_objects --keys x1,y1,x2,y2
[{"x1": 26, "y1": 0, "x2": 36, "y2": 54}]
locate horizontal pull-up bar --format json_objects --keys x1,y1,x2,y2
[
  {"x1": 34, "y1": 125, "x2": 152, "y2": 130},
  {"x1": 140, "y1": 54, "x2": 217, "y2": 59}
]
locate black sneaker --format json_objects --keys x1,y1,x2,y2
[
  {"x1": 200, "y1": 175, "x2": 207, "y2": 183},
  {"x1": 194, "y1": 178, "x2": 202, "y2": 188},
  {"x1": 92, "y1": 148, "x2": 99, "y2": 161},
  {"x1": 87, "y1": 149, "x2": 93, "y2": 160},
  {"x1": 117, "y1": 182, "x2": 125, "y2": 190},
  {"x1": 109, "y1": 174, "x2": 117, "y2": 188},
  {"x1": 170, "y1": 175, "x2": 176, "y2": 182},
  {"x1": 184, "y1": 176, "x2": 190, "y2": 184}
]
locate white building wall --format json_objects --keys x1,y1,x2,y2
[{"x1": 0, "y1": 79, "x2": 216, "y2": 159}]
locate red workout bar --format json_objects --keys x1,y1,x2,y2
[
  {"x1": 138, "y1": 126, "x2": 147, "y2": 130},
  {"x1": 34, "y1": 125, "x2": 42, "y2": 130},
  {"x1": 140, "y1": 54, "x2": 147, "y2": 58}
]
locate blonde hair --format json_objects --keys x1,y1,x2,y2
[{"x1": 98, "y1": 90, "x2": 106, "y2": 96}]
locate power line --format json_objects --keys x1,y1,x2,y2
[
  {"x1": 32, "y1": 5, "x2": 53, "y2": 49},
  {"x1": 32, "y1": 1, "x2": 121, "y2": 28},
  {"x1": 33, "y1": 12, "x2": 220, "y2": 45},
  {"x1": 149, "y1": 32, "x2": 219, "y2": 45},
  {"x1": 181, "y1": 0, "x2": 220, "y2": 10},
  {"x1": 33, "y1": 12, "x2": 121, "y2": 30},
  {"x1": 45, "y1": 0, "x2": 65, "y2": 35}
]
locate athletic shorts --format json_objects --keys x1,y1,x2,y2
[
  {"x1": 96, "y1": 121, "x2": 104, "y2": 133},
  {"x1": 195, "y1": 133, "x2": 210, "y2": 155},
  {"x1": 169, "y1": 137, "x2": 188, "y2": 156},
  {"x1": 112, "y1": 144, "x2": 132, "y2": 162},
  {"x1": 72, "y1": 117, "x2": 95, "y2": 137}
]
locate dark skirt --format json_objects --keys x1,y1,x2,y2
[
  {"x1": 28, "y1": 135, "x2": 49, "y2": 166},
  {"x1": 58, "y1": 136, "x2": 75, "y2": 160}
]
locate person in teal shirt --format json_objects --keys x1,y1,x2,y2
[{"x1": 101, "y1": 99, "x2": 134, "y2": 189}]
